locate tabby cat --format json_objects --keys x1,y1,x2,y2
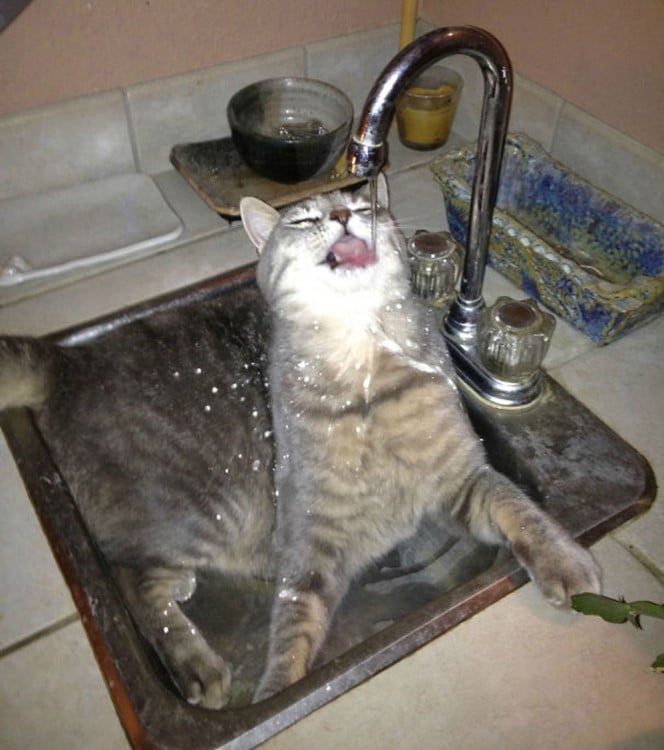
[{"x1": 0, "y1": 177, "x2": 600, "y2": 709}]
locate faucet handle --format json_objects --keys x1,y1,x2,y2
[
  {"x1": 477, "y1": 297, "x2": 555, "y2": 381},
  {"x1": 406, "y1": 230, "x2": 464, "y2": 307}
]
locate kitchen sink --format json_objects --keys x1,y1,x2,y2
[{"x1": 1, "y1": 264, "x2": 655, "y2": 750}]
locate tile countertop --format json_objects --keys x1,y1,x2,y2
[{"x1": 1, "y1": 136, "x2": 663, "y2": 750}]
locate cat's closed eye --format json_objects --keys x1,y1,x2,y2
[{"x1": 288, "y1": 216, "x2": 319, "y2": 226}]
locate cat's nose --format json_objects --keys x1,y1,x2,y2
[{"x1": 330, "y1": 208, "x2": 350, "y2": 226}]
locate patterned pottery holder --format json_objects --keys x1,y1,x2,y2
[{"x1": 431, "y1": 133, "x2": 664, "y2": 344}]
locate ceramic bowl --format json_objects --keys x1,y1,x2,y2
[{"x1": 227, "y1": 77, "x2": 353, "y2": 183}]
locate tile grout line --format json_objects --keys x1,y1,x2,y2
[
  {"x1": 609, "y1": 533, "x2": 664, "y2": 587},
  {"x1": 0, "y1": 612, "x2": 80, "y2": 660},
  {"x1": 121, "y1": 88, "x2": 141, "y2": 174}
]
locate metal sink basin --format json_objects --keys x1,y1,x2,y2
[{"x1": 1, "y1": 265, "x2": 655, "y2": 750}]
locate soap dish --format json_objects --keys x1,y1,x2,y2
[{"x1": 431, "y1": 133, "x2": 664, "y2": 344}]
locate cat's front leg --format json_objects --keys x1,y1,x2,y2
[
  {"x1": 452, "y1": 466, "x2": 601, "y2": 607},
  {"x1": 254, "y1": 568, "x2": 347, "y2": 702},
  {"x1": 114, "y1": 565, "x2": 231, "y2": 709}
]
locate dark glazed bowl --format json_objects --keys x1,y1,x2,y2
[{"x1": 227, "y1": 77, "x2": 353, "y2": 183}]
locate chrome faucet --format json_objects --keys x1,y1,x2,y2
[{"x1": 347, "y1": 26, "x2": 546, "y2": 407}]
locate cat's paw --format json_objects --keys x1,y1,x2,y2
[
  {"x1": 526, "y1": 539, "x2": 601, "y2": 608},
  {"x1": 165, "y1": 642, "x2": 232, "y2": 709}
]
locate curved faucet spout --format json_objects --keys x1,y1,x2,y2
[{"x1": 347, "y1": 25, "x2": 512, "y2": 345}]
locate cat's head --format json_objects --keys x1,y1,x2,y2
[{"x1": 240, "y1": 175, "x2": 408, "y2": 324}]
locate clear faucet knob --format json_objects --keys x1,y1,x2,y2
[
  {"x1": 406, "y1": 230, "x2": 464, "y2": 307},
  {"x1": 477, "y1": 296, "x2": 555, "y2": 381}
]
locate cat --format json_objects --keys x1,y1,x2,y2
[{"x1": 0, "y1": 176, "x2": 600, "y2": 710}]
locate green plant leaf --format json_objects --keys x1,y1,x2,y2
[
  {"x1": 651, "y1": 653, "x2": 664, "y2": 673},
  {"x1": 631, "y1": 601, "x2": 664, "y2": 621},
  {"x1": 572, "y1": 594, "x2": 664, "y2": 673},
  {"x1": 571, "y1": 593, "x2": 630, "y2": 624}
]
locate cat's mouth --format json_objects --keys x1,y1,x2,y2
[{"x1": 321, "y1": 234, "x2": 377, "y2": 270}]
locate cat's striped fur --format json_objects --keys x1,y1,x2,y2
[{"x1": 0, "y1": 178, "x2": 600, "y2": 709}]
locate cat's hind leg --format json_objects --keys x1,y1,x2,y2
[
  {"x1": 114, "y1": 565, "x2": 231, "y2": 709},
  {"x1": 451, "y1": 465, "x2": 601, "y2": 607},
  {"x1": 254, "y1": 569, "x2": 348, "y2": 703}
]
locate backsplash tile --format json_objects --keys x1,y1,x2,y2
[
  {"x1": 431, "y1": 53, "x2": 480, "y2": 145},
  {"x1": 126, "y1": 48, "x2": 305, "y2": 175},
  {"x1": 430, "y1": 62, "x2": 565, "y2": 153},
  {"x1": 0, "y1": 23, "x2": 658, "y2": 239},
  {"x1": 0, "y1": 92, "x2": 134, "y2": 201},
  {"x1": 509, "y1": 74, "x2": 563, "y2": 151},
  {"x1": 551, "y1": 103, "x2": 664, "y2": 223},
  {"x1": 305, "y1": 25, "x2": 401, "y2": 114}
]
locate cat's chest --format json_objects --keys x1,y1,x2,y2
[{"x1": 279, "y1": 344, "x2": 456, "y2": 469}]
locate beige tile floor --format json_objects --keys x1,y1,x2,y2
[{"x1": 1, "y1": 154, "x2": 663, "y2": 749}]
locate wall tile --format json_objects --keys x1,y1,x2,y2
[
  {"x1": 509, "y1": 74, "x2": 563, "y2": 151},
  {"x1": 438, "y1": 55, "x2": 483, "y2": 143},
  {"x1": 127, "y1": 48, "x2": 305, "y2": 175},
  {"x1": 552, "y1": 104, "x2": 664, "y2": 223},
  {"x1": 305, "y1": 25, "x2": 401, "y2": 115},
  {"x1": 0, "y1": 92, "x2": 134, "y2": 201}
]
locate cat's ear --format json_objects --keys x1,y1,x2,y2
[{"x1": 240, "y1": 197, "x2": 281, "y2": 254}]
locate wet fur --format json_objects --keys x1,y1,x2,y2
[{"x1": 0, "y1": 179, "x2": 600, "y2": 708}]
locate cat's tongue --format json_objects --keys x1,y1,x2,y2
[{"x1": 329, "y1": 235, "x2": 377, "y2": 268}]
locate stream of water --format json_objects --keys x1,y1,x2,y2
[{"x1": 369, "y1": 175, "x2": 378, "y2": 252}]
